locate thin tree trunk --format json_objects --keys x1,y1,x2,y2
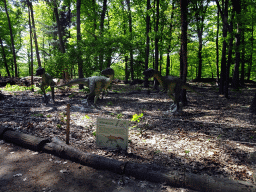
[
  {"x1": 0, "y1": 36, "x2": 10, "y2": 76},
  {"x1": 53, "y1": 1, "x2": 67, "y2": 79},
  {"x1": 180, "y1": 0, "x2": 188, "y2": 106},
  {"x1": 27, "y1": 0, "x2": 41, "y2": 67},
  {"x1": 248, "y1": 2, "x2": 254, "y2": 81},
  {"x1": 126, "y1": 0, "x2": 134, "y2": 80},
  {"x1": 166, "y1": 1, "x2": 175, "y2": 77},
  {"x1": 193, "y1": 1, "x2": 209, "y2": 80},
  {"x1": 28, "y1": 5, "x2": 34, "y2": 92},
  {"x1": 216, "y1": 0, "x2": 229, "y2": 96},
  {"x1": 240, "y1": 31, "x2": 245, "y2": 85},
  {"x1": 154, "y1": 0, "x2": 160, "y2": 90},
  {"x1": 225, "y1": 15, "x2": 234, "y2": 98},
  {"x1": 77, "y1": 0, "x2": 84, "y2": 89},
  {"x1": 144, "y1": 0, "x2": 151, "y2": 88},
  {"x1": 4, "y1": 0, "x2": 18, "y2": 77},
  {"x1": 216, "y1": 8, "x2": 220, "y2": 84},
  {"x1": 99, "y1": 0, "x2": 107, "y2": 71},
  {"x1": 232, "y1": 0, "x2": 241, "y2": 89}
]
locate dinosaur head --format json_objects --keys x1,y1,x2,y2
[
  {"x1": 35, "y1": 67, "x2": 45, "y2": 76},
  {"x1": 143, "y1": 68, "x2": 157, "y2": 78},
  {"x1": 101, "y1": 68, "x2": 114, "y2": 77}
]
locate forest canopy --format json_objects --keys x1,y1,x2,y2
[{"x1": 0, "y1": 0, "x2": 256, "y2": 90}]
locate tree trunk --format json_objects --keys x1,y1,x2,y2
[
  {"x1": 250, "y1": 92, "x2": 256, "y2": 114},
  {"x1": 144, "y1": 0, "x2": 151, "y2": 88},
  {"x1": 166, "y1": 1, "x2": 175, "y2": 77},
  {"x1": 77, "y1": 0, "x2": 84, "y2": 89},
  {"x1": 99, "y1": 0, "x2": 107, "y2": 71},
  {"x1": 27, "y1": 0, "x2": 41, "y2": 67},
  {"x1": 216, "y1": 8, "x2": 220, "y2": 84},
  {"x1": 193, "y1": 1, "x2": 209, "y2": 80},
  {"x1": 154, "y1": 0, "x2": 160, "y2": 90},
  {"x1": 53, "y1": 1, "x2": 67, "y2": 79},
  {"x1": 4, "y1": 0, "x2": 18, "y2": 77},
  {"x1": 248, "y1": 4, "x2": 254, "y2": 81},
  {"x1": 180, "y1": 0, "x2": 188, "y2": 106},
  {"x1": 126, "y1": 0, "x2": 134, "y2": 80},
  {"x1": 216, "y1": 0, "x2": 229, "y2": 95},
  {"x1": 28, "y1": 4, "x2": 34, "y2": 92},
  {"x1": 232, "y1": 0, "x2": 242, "y2": 89},
  {"x1": 0, "y1": 36, "x2": 10, "y2": 76},
  {"x1": 240, "y1": 30, "x2": 245, "y2": 85}
]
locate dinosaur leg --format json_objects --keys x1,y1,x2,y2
[
  {"x1": 94, "y1": 82, "x2": 103, "y2": 104},
  {"x1": 51, "y1": 86, "x2": 55, "y2": 104},
  {"x1": 167, "y1": 83, "x2": 179, "y2": 112},
  {"x1": 41, "y1": 86, "x2": 48, "y2": 104}
]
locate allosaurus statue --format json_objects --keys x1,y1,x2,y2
[
  {"x1": 57, "y1": 68, "x2": 114, "y2": 104},
  {"x1": 143, "y1": 68, "x2": 203, "y2": 113},
  {"x1": 35, "y1": 67, "x2": 55, "y2": 104}
]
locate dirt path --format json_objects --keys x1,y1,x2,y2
[{"x1": 0, "y1": 140, "x2": 196, "y2": 192}]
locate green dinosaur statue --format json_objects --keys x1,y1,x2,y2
[
  {"x1": 35, "y1": 67, "x2": 55, "y2": 104},
  {"x1": 57, "y1": 68, "x2": 114, "y2": 104},
  {"x1": 143, "y1": 68, "x2": 202, "y2": 113}
]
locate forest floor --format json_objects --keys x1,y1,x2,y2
[{"x1": 1, "y1": 80, "x2": 256, "y2": 191}]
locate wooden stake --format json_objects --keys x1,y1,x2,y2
[{"x1": 66, "y1": 103, "x2": 70, "y2": 144}]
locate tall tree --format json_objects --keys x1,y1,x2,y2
[
  {"x1": 0, "y1": 36, "x2": 10, "y2": 76},
  {"x1": 153, "y1": 0, "x2": 160, "y2": 90},
  {"x1": 166, "y1": 1, "x2": 175, "y2": 77},
  {"x1": 231, "y1": 0, "x2": 242, "y2": 89},
  {"x1": 99, "y1": 0, "x2": 107, "y2": 71},
  {"x1": 144, "y1": 0, "x2": 151, "y2": 88},
  {"x1": 216, "y1": 0, "x2": 229, "y2": 97},
  {"x1": 3, "y1": 0, "x2": 18, "y2": 77},
  {"x1": 191, "y1": 0, "x2": 209, "y2": 80},
  {"x1": 126, "y1": 0, "x2": 134, "y2": 80},
  {"x1": 77, "y1": 0, "x2": 83, "y2": 89},
  {"x1": 216, "y1": 7, "x2": 220, "y2": 83},
  {"x1": 28, "y1": 3, "x2": 34, "y2": 91},
  {"x1": 27, "y1": 0, "x2": 41, "y2": 67},
  {"x1": 180, "y1": 0, "x2": 188, "y2": 105}
]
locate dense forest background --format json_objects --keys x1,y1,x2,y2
[{"x1": 0, "y1": 0, "x2": 256, "y2": 96}]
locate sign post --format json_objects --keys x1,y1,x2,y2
[{"x1": 96, "y1": 117, "x2": 129, "y2": 151}]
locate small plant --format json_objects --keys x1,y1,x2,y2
[
  {"x1": 57, "y1": 124, "x2": 61, "y2": 129},
  {"x1": 92, "y1": 131, "x2": 96, "y2": 136},
  {"x1": 82, "y1": 115, "x2": 90, "y2": 119},
  {"x1": 59, "y1": 112, "x2": 67, "y2": 122},
  {"x1": 131, "y1": 113, "x2": 145, "y2": 135},
  {"x1": 107, "y1": 101, "x2": 113, "y2": 106},
  {"x1": 2, "y1": 83, "x2": 37, "y2": 92},
  {"x1": 154, "y1": 150, "x2": 161, "y2": 154},
  {"x1": 46, "y1": 114, "x2": 52, "y2": 118},
  {"x1": 68, "y1": 93, "x2": 75, "y2": 98},
  {"x1": 31, "y1": 113, "x2": 44, "y2": 117},
  {"x1": 185, "y1": 150, "x2": 190, "y2": 154},
  {"x1": 131, "y1": 113, "x2": 144, "y2": 123},
  {"x1": 116, "y1": 113, "x2": 123, "y2": 119},
  {"x1": 113, "y1": 90, "x2": 120, "y2": 93},
  {"x1": 36, "y1": 86, "x2": 51, "y2": 95}
]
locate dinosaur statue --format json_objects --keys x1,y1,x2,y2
[
  {"x1": 35, "y1": 67, "x2": 55, "y2": 104},
  {"x1": 143, "y1": 68, "x2": 202, "y2": 113},
  {"x1": 57, "y1": 68, "x2": 114, "y2": 104}
]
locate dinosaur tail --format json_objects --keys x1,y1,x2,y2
[{"x1": 57, "y1": 78, "x2": 89, "y2": 88}]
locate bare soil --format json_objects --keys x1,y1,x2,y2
[{"x1": 1, "y1": 81, "x2": 256, "y2": 191}]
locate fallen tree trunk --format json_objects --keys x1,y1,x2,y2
[
  {"x1": 0, "y1": 126, "x2": 255, "y2": 192},
  {"x1": 42, "y1": 137, "x2": 126, "y2": 175}
]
